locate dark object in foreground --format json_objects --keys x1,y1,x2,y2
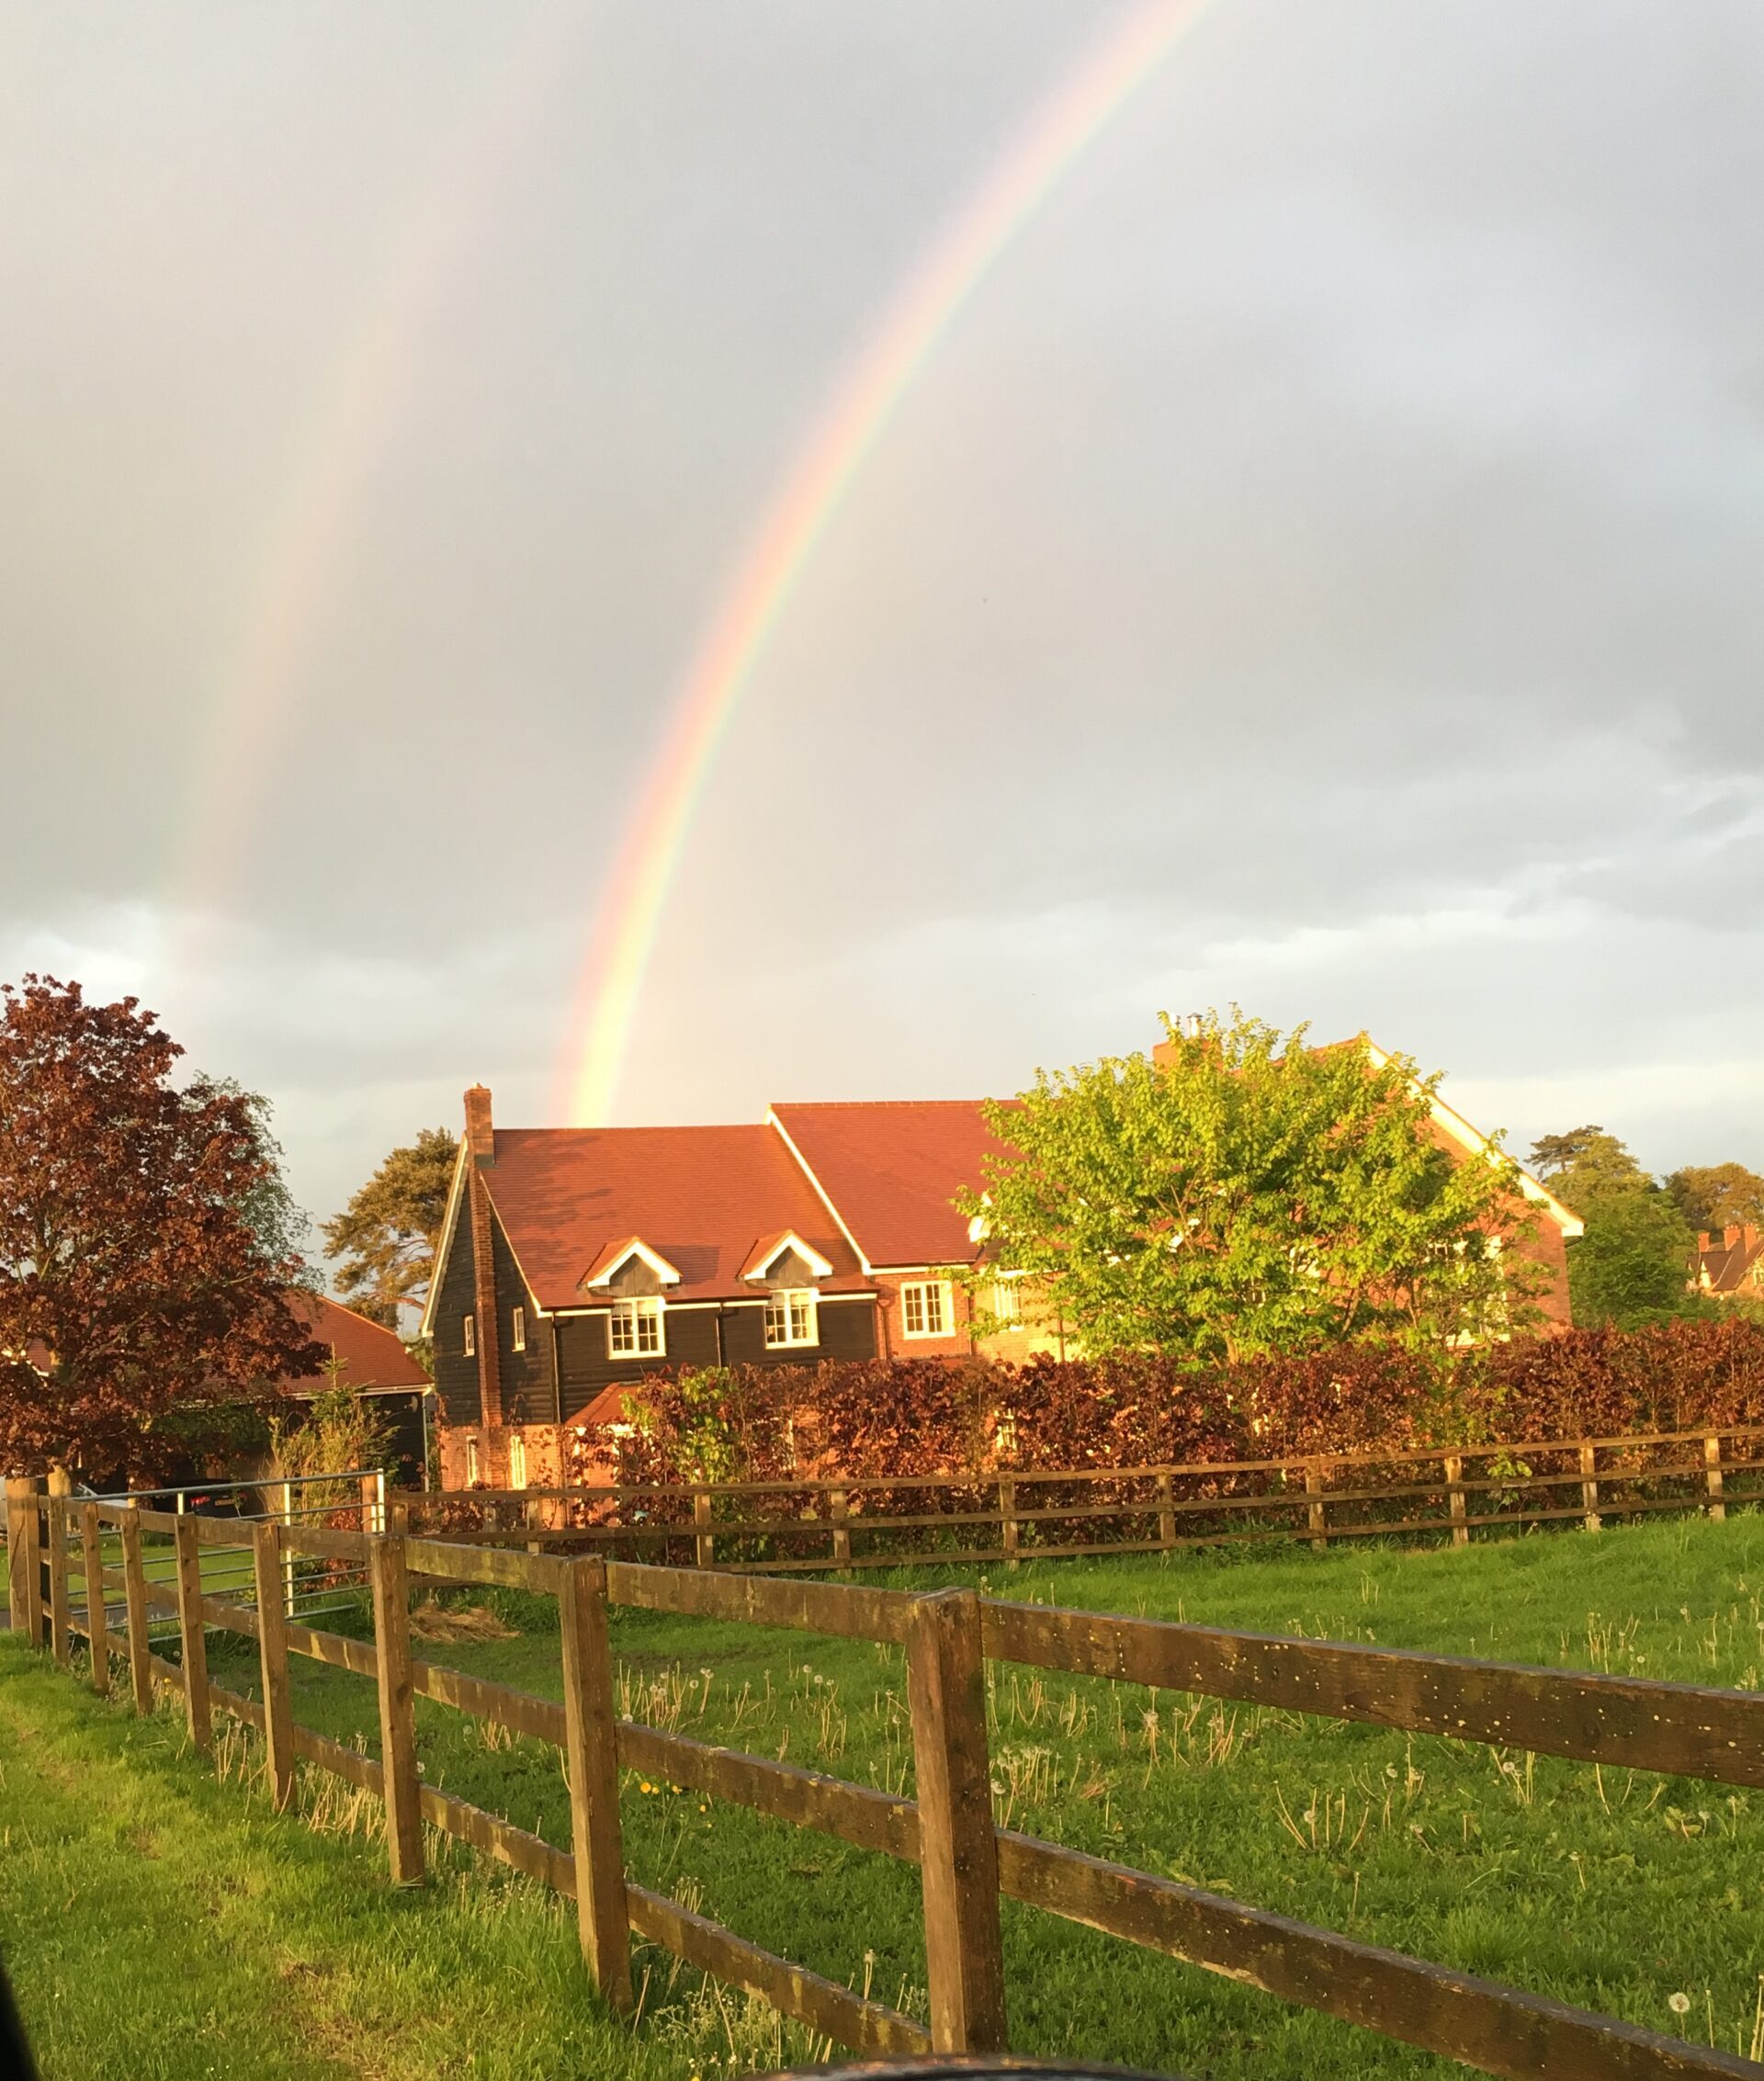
[
  {"x1": 0, "y1": 1957, "x2": 40, "y2": 2081},
  {"x1": 764, "y1": 2060, "x2": 1178, "y2": 2079}
]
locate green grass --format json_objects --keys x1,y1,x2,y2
[{"x1": 9, "y1": 1515, "x2": 1764, "y2": 2079}]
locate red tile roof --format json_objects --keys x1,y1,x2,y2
[
  {"x1": 482, "y1": 1125, "x2": 871, "y2": 1310},
  {"x1": 284, "y1": 1294, "x2": 432, "y2": 1392},
  {"x1": 768, "y1": 1101, "x2": 1016, "y2": 1269}
]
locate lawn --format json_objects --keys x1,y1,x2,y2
[{"x1": 7, "y1": 1513, "x2": 1764, "y2": 2080}]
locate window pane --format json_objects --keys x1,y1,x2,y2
[{"x1": 926, "y1": 1284, "x2": 945, "y2": 1334}]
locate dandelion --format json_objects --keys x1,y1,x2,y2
[{"x1": 1669, "y1": 1994, "x2": 1692, "y2": 2016}]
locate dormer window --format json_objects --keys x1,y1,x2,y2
[
  {"x1": 741, "y1": 1230, "x2": 835, "y2": 1284},
  {"x1": 763, "y1": 1289, "x2": 818, "y2": 1349},
  {"x1": 608, "y1": 1296, "x2": 664, "y2": 1359}
]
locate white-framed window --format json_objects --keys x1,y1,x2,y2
[
  {"x1": 763, "y1": 1288, "x2": 819, "y2": 1349},
  {"x1": 985, "y1": 1278, "x2": 1022, "y2": 1325},
  {"x1": 900, "y1": 1279, "x2": 952, "y2": 1339},
  {"x1": 608, "y1": 1295, "x2": 664, "y2": 1359},
  {"x1": 462, "y1": 1313, "x2": 476, "y2": 1358},
  {"x1": 512, "y1": 1306, "x2": 526, "y2": 1353},
  {"x1": 465, "y1": 1437, "x2": 480, "y2": 1485},
  {"x1": 507, "y1": 1432, "x2": 527, "y2": 1489}
]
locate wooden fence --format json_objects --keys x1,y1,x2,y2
[
  {"x1": 394, "y1": 1420, "x2": 1764, "y2": 1573},
  {"x1": 7, "y1": 1487, "x2": 1764, "y2": 2080}
]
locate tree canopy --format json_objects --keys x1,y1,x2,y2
[
  {"x1": 0, "y1": 976, "x2": 322, "y2": 1480},
  {"x1": 963, "y1": 1010, "x2": 1543, "y2": 1365},
  {"x1": 1528, "y1": 1125, "x2": 1700, "y2": 1329},
  {"x1": 1525, "y1": 1126, "x2": 1650, "y2": 1215},
  {"x1": 1666, "y1": 1162, "x2": 1764, "y2": 1236},
  {"x1": 322, "y1": 1125, "x2": 458, "y2": 1329}
]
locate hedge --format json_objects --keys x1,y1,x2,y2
[{"x1": 583, "y1": 1316, "x2": 1764, "y2": 1488}]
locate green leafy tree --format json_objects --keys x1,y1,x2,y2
[
  {"x1": 1564, "y1": 1193, "x2": 1702, "y2": 1328},
  {"x1": 268, "y1": 1376, "x2": 396, "y2": 1514},
  {"x1": 1525, "y1": 1126, "x2": 1649, "y2": 1215},
  {"x1": 195, "y1": 1075, "x2": 319, "y2": 1292},
  {"x1": 1529, "y1": 1125, "x2": 1701, "y2": 1329},
  {"x1": 962, "y1": 1010, "x2": 1543, "y2": 1366},
  {"x1": 322, "y1": 1126, "x2": 458, "y2": 1330},
  {"x1": 1665, "y1": 1162, "x2": 1764, "y2": 1236}
]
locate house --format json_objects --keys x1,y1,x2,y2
[
  {"x1": 1694, "y1": 1226, "x2": 1764, "y2": 1300},
  {"x1": 277, "y1": 1292, "x2": 434, "y2": 1486},
  {"x1": 768, "y1": 1100, "x2": 1065, "y2": 1362},
  {"x1": 424, "y1": 1035, "x2": 1581, "y2": 1491},
  {"x1": 421, "y1": 1089, "x2": 886, "y2": 1490}
]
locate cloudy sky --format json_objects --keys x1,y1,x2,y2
[{"x1": 5, "y1": 0, "x2": 1762, "y2": 1247}]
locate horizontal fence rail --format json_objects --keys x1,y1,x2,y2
[
  {"x1": 8, "y1": 1483, "x2": 1764, "y2": 2079},
  {"x1": 390, "y1": 1421, "x2": 1764, "y2": 1577}
]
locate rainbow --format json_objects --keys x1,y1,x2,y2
[
  {"x1": 560, "y1": 0, "x2": 1220, "y2": 1125},
  {"x1": 164, "y1": 6, "x2": 576, "y2": 990}
]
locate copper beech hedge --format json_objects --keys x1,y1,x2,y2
[{"x1": 582, "y1": 1317, "x2": 1764, "y2": 1490}]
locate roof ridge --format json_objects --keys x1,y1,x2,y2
[
  {"x1": 493, "y1": 1121, "x2": 768, "y2": 1137},
  {"x1": 773, "y1": 1097, "x2": 989, "y2": 1111}
]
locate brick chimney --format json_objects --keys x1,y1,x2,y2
[
  {"x1": 463, "y1": 1086, "x2": 503, "y2": 1438},
  {"x1": 1699, "y1": 1231, "x2": 1712, "y2": 1252},
  {"x1": 1726, "y1": 1225, "x2": 1745, "y2": 1250},
  {"x1": 465, "y1": 1083, "x2": 495, "y2": 1170}
]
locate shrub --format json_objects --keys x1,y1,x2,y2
[{"x1": 592, "y1": 1316, "x2": 1764, "y2": 1487}]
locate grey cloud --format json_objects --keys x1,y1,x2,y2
[{"x1": 4, "y1": 0, "x2": 1763, "y2": 1233}]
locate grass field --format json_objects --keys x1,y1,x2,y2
[{"x1": 7, "y1": 1513, "x2": 1764, "y2": 2080}]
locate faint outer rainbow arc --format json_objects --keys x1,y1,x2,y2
[
  {"x1": 560, "y1": 0, "x2": 1219, "y2": 1125},
  {"x1": 163, "y1": 6, "x2": 576, "y2": 992}
]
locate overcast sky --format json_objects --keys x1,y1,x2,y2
[{"x1": 5, "y1": 0, "x2": 1762, "y2": 1249}]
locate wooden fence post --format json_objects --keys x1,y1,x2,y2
[
  {"x1": 173, "y1": 1515, "x2": 211, "y2": 1750},
  {"x1": 369, "y1": 1533, "x2": 424, "y2": 1884},
  {"x1": 252, "y1": 1521, "x2": 297, "y2": 1811},
  {"x1": 1704, "y1": 1435, "x2": 1726, "y2": 1521},
  {"x1": 6, "y1": 1476, "x2": 42, "y2": 1641},
  {"x1": 830, "y1": 1487, "x2": 852, "y2": 1566},
  {"x1": 119, "y1": 1504, "x2": 154, "y2": 1715},
  {"x1": 1305, "y1": 1464, "x2": 1328, "y2": 1554},
  {"x1": 1579, "y1": 1444, "x2": 1600, "y2": 1533},
  {"x1": 1157, "y1": 1473, "x2": 1176, "y2": 1552},
  {"x1": 999, "y1": 1477, "x2": 1019, "y2": 1568},
  {"x1": 1443, "y1": 1455, "x2": 1468, "y2": 1548},
  {"x1": 693, "y1": 1488, "x2": 715, "y2": 1569},
  {"x1": 47, "y1": 1496, "x2": 72, "y2": 1668},
  {"x1": 80, "y1": 1501, "x2": 110, "y2": 1696},
  {"x1": 557, "y1": 1555, "x2": 633, "y2": 2011},
  {"x1": 360, "y1": 1473, "x2": 382, "y2": 1535},
  {"x1": 906, "y1": 1588, "x2": 1008, "y2": 2055}
]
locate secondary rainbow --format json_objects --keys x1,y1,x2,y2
[
  {"x1": 163, "y1": 6, "x2": 576, "y2": 993},
  {"x1": 560, "y1": 0, "x2": 1220, "y2": 1125}
]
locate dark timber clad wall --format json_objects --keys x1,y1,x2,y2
[
  {"x1": 557, "y1": 1295, "x2": 880, "y2": 1408},
  {"x1": 720, "y1": 1297, "x2": 878, "y2": 1366},
  {"x1": 431, "y1": 1208, "x2": 481, "y2": 1426},
  {"x1": 491, "y1": 1212, "x2": 557, "y2": 1425},
  {"x1": 557, "y1": 1305, "x2": 721, "y2": 1409}
]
